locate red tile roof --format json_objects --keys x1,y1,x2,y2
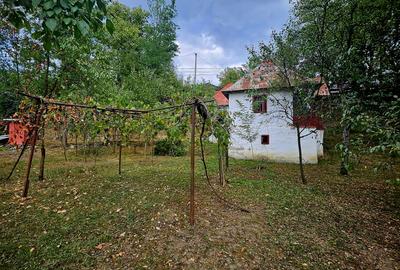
[
  {"x1": 213, "y1": 83, "x2": 232, "y2": 106},
  {"x1": 222, "y1": 61, "x2": 280, "y2": 93},
  {"x1": 315, "y1": 83, "x2": 330, "y2": 96},
  {"x1": 223, "y1": 61, "x2": 331, "y2": 98},
  {"x1": 221, "y1": 82, "x2": 234, "y2": 91},
  {"x1": 214, "y1": 90, "x2": 229, "y2": 106}
]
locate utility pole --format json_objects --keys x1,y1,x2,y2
[
  {"x1": 193, "y1": 53, "x2": 197, "y2": 96},
  {"x1": 194, "y1": 53, "x2": 197, "y2": 85}
]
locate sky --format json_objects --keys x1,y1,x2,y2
[{"x1": 119, "y1": 0, "x2": 291, "y2": 84}]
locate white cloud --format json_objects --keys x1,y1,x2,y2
[{"x1": 174, "y1": 33, "x2": 244, "y2": 85}]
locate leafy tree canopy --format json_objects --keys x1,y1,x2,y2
[{"x1": 217, "y1": 67, "x2": 245, "y2": 87}]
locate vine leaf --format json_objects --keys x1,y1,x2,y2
[
  {"x1": 32, "y1": 0, "x2": 42, "y2": 8},
  {"x1": 45, "y1": 18, "x2": 58, "y2": 32},
  {"x1": 77, "y1": 20, "x2": 90, "y2": 36},
  {"x1": 106, "y1": 19, "x2": 114, "y2": 34}
]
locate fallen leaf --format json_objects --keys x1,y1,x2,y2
[{"x1": 95, "y1": 243, "x2": 111, "y2": 250}]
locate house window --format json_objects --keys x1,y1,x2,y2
[
  {"x1": 261, "y1": 135, "x2": 270, "y2": 145},
  {"x1": 253, "y1": 95, "x2": 267, "y2": 113}
]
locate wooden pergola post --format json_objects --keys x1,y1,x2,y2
[
  {"x1": 22, "y1": 103, "x2": 43, "y2": 198},
  {"x1": 189, "y1": 102, "x2": 196, "y2": 225}
]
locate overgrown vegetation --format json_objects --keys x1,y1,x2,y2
[
  {"x1": 0, "y1": 144, "x2": 398, "y2": 269},
  {"x1": 248, "y1": 0, "x2": 400, "y2": 174},
  {"x1": 154, "y1": 138, "x2": 186, "y2": 156},
  {"x1": 0, "y1": 0, "x2": 184, "y2": 114},
  {"x1": 0, "y1": 0, "x2": 399, "y2": 268}
]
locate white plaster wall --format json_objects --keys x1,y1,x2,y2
[{"x1": 228, "y1": 90, "x2": 320, "y2": 164}]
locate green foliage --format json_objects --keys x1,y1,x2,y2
[
  {"x1": 0, "y1": 91, "x2": 20, "y2": 118},
  {"x1": 144, "y1": 0, "x2": 178, "y2": 73},
  {"x1": 1, "y1": 0, "x2": 112, "y2": 50},
  {"x1": 249, "y1": 0, "x2": 400, "y2": 170},
  {"x1": 232, "y1": 100, "x2": 260, "y2": 157},
  {"x1": 192, "y1": 81, "x2": 218, "y2": 98},
  {"x1": 293, "y1": 0, "x2": 400, "y2": 159},
  {"x1": 217, "y1": 67, "x2": 245, "y2": 87},
  {"x1": 211, "y1": 108, "x2": 231, "y2": 148},
  {"x1": 154, "y1": 138, "x2": 186, "y2": 156},
  {"x1": 0, "y1": 0, "x2": 183, "y2": 119}
]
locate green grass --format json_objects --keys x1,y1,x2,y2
[{"x1": 0, "y1": 144, "x2": 399, "y2": 269}]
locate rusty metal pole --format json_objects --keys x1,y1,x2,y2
[
  {"x1": 189, "y1": 102, "x2": 196, "y2": 225},
  {"x1": 22, "y1": 103, "x2": 43, "y2": 198}
]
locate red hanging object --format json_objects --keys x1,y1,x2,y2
[{"x1": 8, "y1": 122, "x2": 31, "y2": 146}]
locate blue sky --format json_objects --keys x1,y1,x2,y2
[{"x1": 119, "y1": 0, "x2": 290, "y2": 84}]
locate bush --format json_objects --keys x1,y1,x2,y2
[
  {"x1": 0, "y1": 91, "x2": 20, "y2": 118},
  {"x1": 154, "y1": 139, "x2": 186, "y2": 156}
]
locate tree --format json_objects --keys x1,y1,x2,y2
[
  {"x1": 269, "y1": 88, "x2": 320, "y2": 184},
  {"x1": 217, "y1": 67, "x2": 245, "y2": 87},
  {"x1": 1, "y1": 0, "x2": 112, "y2": 50},
  {"x1": 251, "y1": 0, "x2": 400, "y2": 175},
  {"x1": 248, "y1": 28, "x2": 317, "y2": 183},
  {"x1": 232, "y1": 100, "x2": 260, "y2": 159},
  {"x1": 212, "y1": 108, "x2": 231, "y2": 186},
  {"x1": 141, "y1": 0, "x2": 178, "y2": 74}
]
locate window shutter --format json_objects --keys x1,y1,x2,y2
[
  {"x1": 262, "y1": 99, "x2": 267, "y2": 113},
  {"x1": 253, "y1": 95, "x2": 267, "y2": 113}
]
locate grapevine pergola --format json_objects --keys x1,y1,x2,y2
[{"x1": 7, "y1": 92, "x2": 249, "y2": 225}]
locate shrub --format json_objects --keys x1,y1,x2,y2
[{"x1": 154, "y1": 139, "x2": 186, "y2": 156}]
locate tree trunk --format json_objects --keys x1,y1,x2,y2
[
  {"x1": 218, "y1": 141, "x2": 225, "y2": 186},
  {"x1": 296, "y1": 126, "x2": 307, "y2": 184},
  {"x1": 38, "y1": 127, "x2": 46, "y2": 181},
  {"x1": 60, "y1": 125, "x2": 67, "y2": 161},
  {"x1": 340, "y1": 125, "x2": 350, "y2": 175},
  {"x1": 38, "y1": 53, "x2": 49, "y2": 181},
  {"x1": 225, "y1": 145, "x2": 229, "y2": 171},
  {"x1": 63, "y1": 126, "x2": 68, "y2": 146}
]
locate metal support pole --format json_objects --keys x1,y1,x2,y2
[
  {"x1": 189, "y1": 102, "x2": 196, "y2": 225},
  {"x1": 22, "y1": 104, "x2": 42, "y2": 198}
]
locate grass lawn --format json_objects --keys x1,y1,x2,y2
[{"x1": 0, "y1": 143, "x2": 399, "y2": 269}]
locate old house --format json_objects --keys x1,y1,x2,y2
[{"x1": 222, "y1": 61, "x2": 325, "y2": 164}]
